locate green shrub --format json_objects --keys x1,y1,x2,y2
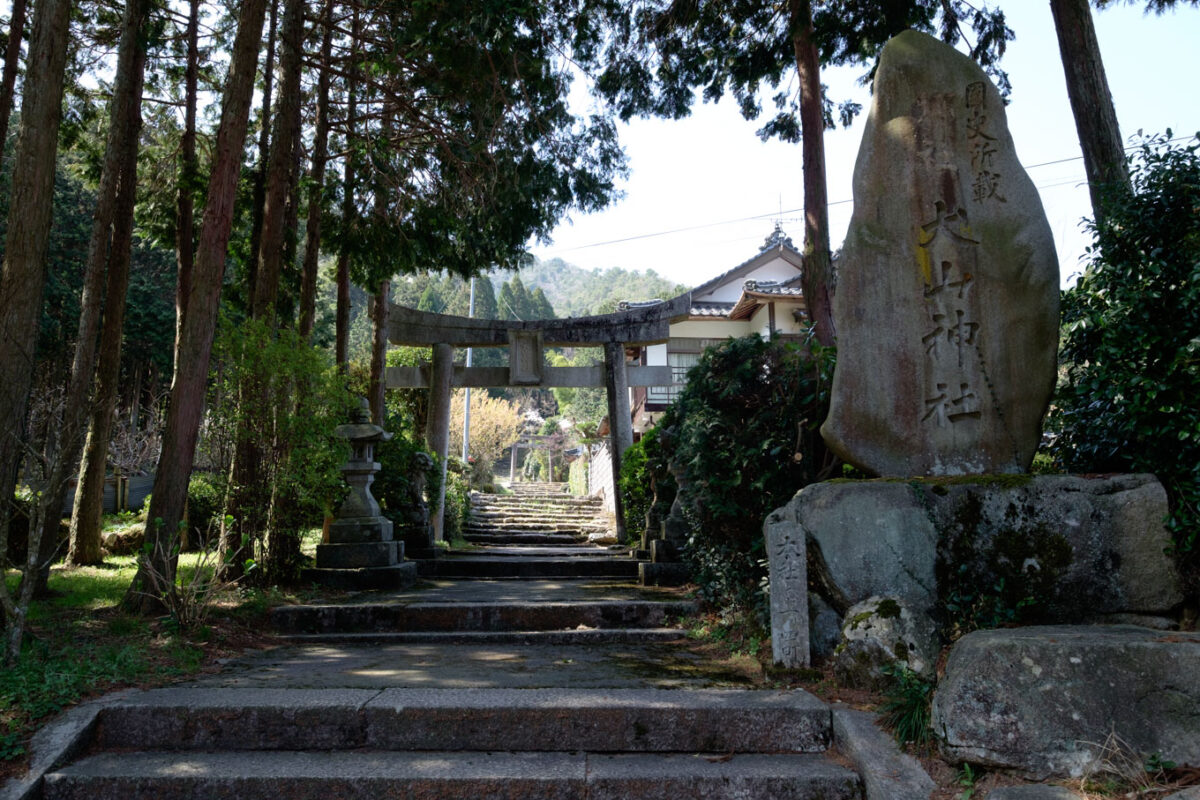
[
  {"x1": 374, "y1": 421, "x2": 437, "y2": 521},
  {"x1": 185, "y1": 473, "x2": 223, "y2": 549},
  {"x1": 568, "y1": 457, "x2": 588, "y2": 496},
  {"x1": 1049, "y1": 133, "x2": 1200, "y2": 584},
  {"x1": 205, "y1": 318, "x2": 351, "y2": 583},
  {"x1": 442, "y1": 457, "x2": 472, "y2": 542},
  {"x1": 663, "y1": 332, "x2": 835, "y2": 615},
  {"x1": 619, "y1": 426, "x2": 675, "y2": 543}
]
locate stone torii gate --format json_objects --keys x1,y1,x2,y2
[{"x1": 387, "y1": 294, "x2": 691, "y2": 551}]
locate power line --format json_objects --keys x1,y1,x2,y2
[{"x1": 549, "y1": 133, "x2": 1195, "y2": 254}]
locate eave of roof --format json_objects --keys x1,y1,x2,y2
[
  {"x1": 727, "y1": 286, "x2": 808, "y2": 321},
  {"x1": 689, "y1": 243, "x2": 805, "y2": 300}
]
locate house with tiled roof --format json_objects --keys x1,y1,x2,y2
[{"x1": 629, "y1": 224, "x2": 811, "y2": 433}]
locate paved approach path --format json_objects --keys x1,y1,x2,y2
[{"x1": 8, "y1": 486, "x2": 934, "y2": 800}]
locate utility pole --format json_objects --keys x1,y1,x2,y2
[{"x1": 461, "y1": 277, "x2": 475, "y2": 462}]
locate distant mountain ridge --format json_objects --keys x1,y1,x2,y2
[{"x1": 496, "y1": 257, "x2": 689, "y2": 318}]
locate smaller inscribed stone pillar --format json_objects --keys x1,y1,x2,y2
[
  {"x1": 426, "y1": 343, "x2": 454, "y2": 543},
  {"x1": 603, "y1": 341, "x2": 632, "y2": 539},
  {"x1": 765, "y1": 506, "x2": 809, "y2": 668}
]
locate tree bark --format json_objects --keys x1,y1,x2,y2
[
  {"x1": 369, "y1": 277, "x2": 389, "y2": 423},
  {"x1": 123, "y1": 0, "x2": 270, "y2": 614},
  {"x1": 1049, "y1": 0, "x2": 1130, "y2": 222},
  {"x1": 245, "y1": 0, "x2": 279, "y2": 303},
  {"x1": 0, "y1": 0, "x2": 74, "y2": 663},
  {"x1": 334, "y1": 7, "x2": 359, "y2": 371},
  {"x1": 251, "y1": 0, "x2": 303, "y2": 322},
  {"x1": 68, "y1": 84, "x2": 144, "y2": 566},
  {"x1": 221, "y1": 0, "x2": 304, "y2": 582},
  {"x1": 298, "y1": 0, "x2": 336, "y2": 340},
  {"x1": 0, "y1": 0, "x2": 28, "y2": 159},
  {"x1": 173, "y1": 0, "x2": 200, "y2": 371},
  {"x1": 789, "y1": 0, "x2": 836, "y2": 347},
  {"x1": 35, "y1": 0, "x2": 149, "y2": 573}
]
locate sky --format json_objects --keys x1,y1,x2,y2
[{"x1": 529, "y1": 3, "x2": 1200, "y2": 291}]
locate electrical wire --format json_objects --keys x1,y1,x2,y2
[{"x1": 549, "y1": 133, "x2": 1197, "y2": 254}]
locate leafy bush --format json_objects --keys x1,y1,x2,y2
[
  {"x1": 374, "y1": 421, "x2": 437, "y2": 522},
  {"x1": 1049, "y1": 133, "x2": 1200, "y2": 583},
  {"x1": 568, "y1": 457, "x2": 588, "y2": 496},
  {"x1": 185, "y1": 473, "x2": 223, "y2": 549},
  {"x1": 619, "y1": 426, "x2": 675, "y2": 543},
  {"x1": 442, "y1": 456, "x2": 472, "y2": 542},
  {"x1": 450, "y1": 390, "x2": 521, "y2": 471},
  {"x1": 663, "y1": 332, "x2": 835, "y2": 614},
  {"x1": 205, "y1": 319, "x2": 351, "y2": 583}
]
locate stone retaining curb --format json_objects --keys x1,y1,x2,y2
[
  {"x1": 0, "y1": 690, "x2": 138, "y2": 800},
  {"x1": 831, "y1": 706, "x2": 935, "y2": 800}
]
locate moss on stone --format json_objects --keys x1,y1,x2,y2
[{"x1": 876, "y1": 598, "x2": 902, "y2": 619}]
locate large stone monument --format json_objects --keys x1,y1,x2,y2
[
  {"x1": 821, "y1": 30, "x2": 1060, "y2": 477},
  {"x1": 303, "y1": 399, "x2": 417, "y2": 589}
]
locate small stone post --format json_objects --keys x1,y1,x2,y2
[
  {"x1": 765, "y1": 506, "x2": 810, "y2": 668},
  {"x1": 426, "y1": 342, "x2": 454, "y2": 542}
]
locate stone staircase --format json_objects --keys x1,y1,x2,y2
[
  {"x1": 415, "y1": 482, "x2": 642, "y2": 580},
  {"x1": 15, "y1": 484, "x2": 934, "y2": 800},
  {"x1": 462, "y1": 482, "x2": 613, "y2": 545},
  {"x1": 39, "y1": 688, "x2": 863, "y2": 799},
  {"x1": 268, "y1": 579, "x2": 696, "y2": 646}
]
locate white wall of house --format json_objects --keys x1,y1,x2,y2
[
  {"x1": 588, "y1": 442, "x2": 616, "y2": 513},
  {"x1": 669, "y1": 319, "x2": 753, "y2": 339}
]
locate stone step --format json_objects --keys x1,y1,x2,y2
[
  {"x1": 463, "y1": 520, "x2": 608, "y2": 533},
  {"x1": 271, "y1": 599, "x2": 696, "y2": 635},
  {"x1": 44, "y1": 750, "x2": 861, "y2": 800},
  {"x1": 274, "y1": 628, "x2": 689, "y2": 645},
  {"x1": 465, "y1": 519, "x2": 605, "y2": 530},
  {"x1": 475, "y1": 492, "x2": 598, "y2": 502},
  {"x1": 416, "y1": 556, "x2": 640, "y2": 579},
  {"x1": 455, "y1": 545, "x2": 622, "y2": 558},
  {"x1": 468, "y1": 509, "x2": 604, "y2": 519},
  {"x1": 87, "y1": 688, "x2": 834, "y2": 754},
  {"x1": 468, "y1": 510, "x2": 603, "y2": 521},
  {"x1": 473, "y1": 498, "x2": 602, "y2": 508},
  {"x1": 463, "y1": 532, "x2": 588, "y2": 545}
]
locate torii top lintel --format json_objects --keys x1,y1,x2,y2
[{"x1": 388, "y1": 293, "x2": 693, "y2": 348}]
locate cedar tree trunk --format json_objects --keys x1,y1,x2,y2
[
  {"x1": 1049, "y1": 0, "x2": 1130, "y2": 221},
  {"x1": 123, "y1": 0, "x2": 270, "y2": 614},
  {"x1": 0, "y1": 0, "x2": 73, "y2": 664},
  {"x1": 173, "y1": 0, "x2": 200, "y2": 369},
  {"x1": 298, "y1": 0, "x2": 335, "y2": 340},
  {"x1": 245, "y1": 0, "x2": 279, "y2": 301},
  {"x1": 0, "y1": 0, "x2": 28, "y2": 158},
  {"x1": 789, "y1": 0, "x2": 835, "y2": 346},
  {"x1": 69, "y1": 87, "x2": 144, "y2": 566}
]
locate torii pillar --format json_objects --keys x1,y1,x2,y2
[{"x1": 604, "y1": 341, "x2": 633, "y2": 541}]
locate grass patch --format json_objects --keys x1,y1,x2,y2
[{"x1": 0, "y1": 545, "x2": 287, "y2": 776}]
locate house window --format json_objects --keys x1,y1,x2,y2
[{"x1": 648, "y1": 351, "x2": 701, "y2": 404}]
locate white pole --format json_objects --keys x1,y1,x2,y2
[{"x1": 462, "y1": 277, "x2": 476, "y2": 462}]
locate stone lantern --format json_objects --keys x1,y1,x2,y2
[{"x1": 305, "y1": 398, "x2": 416, "y2": 589}]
